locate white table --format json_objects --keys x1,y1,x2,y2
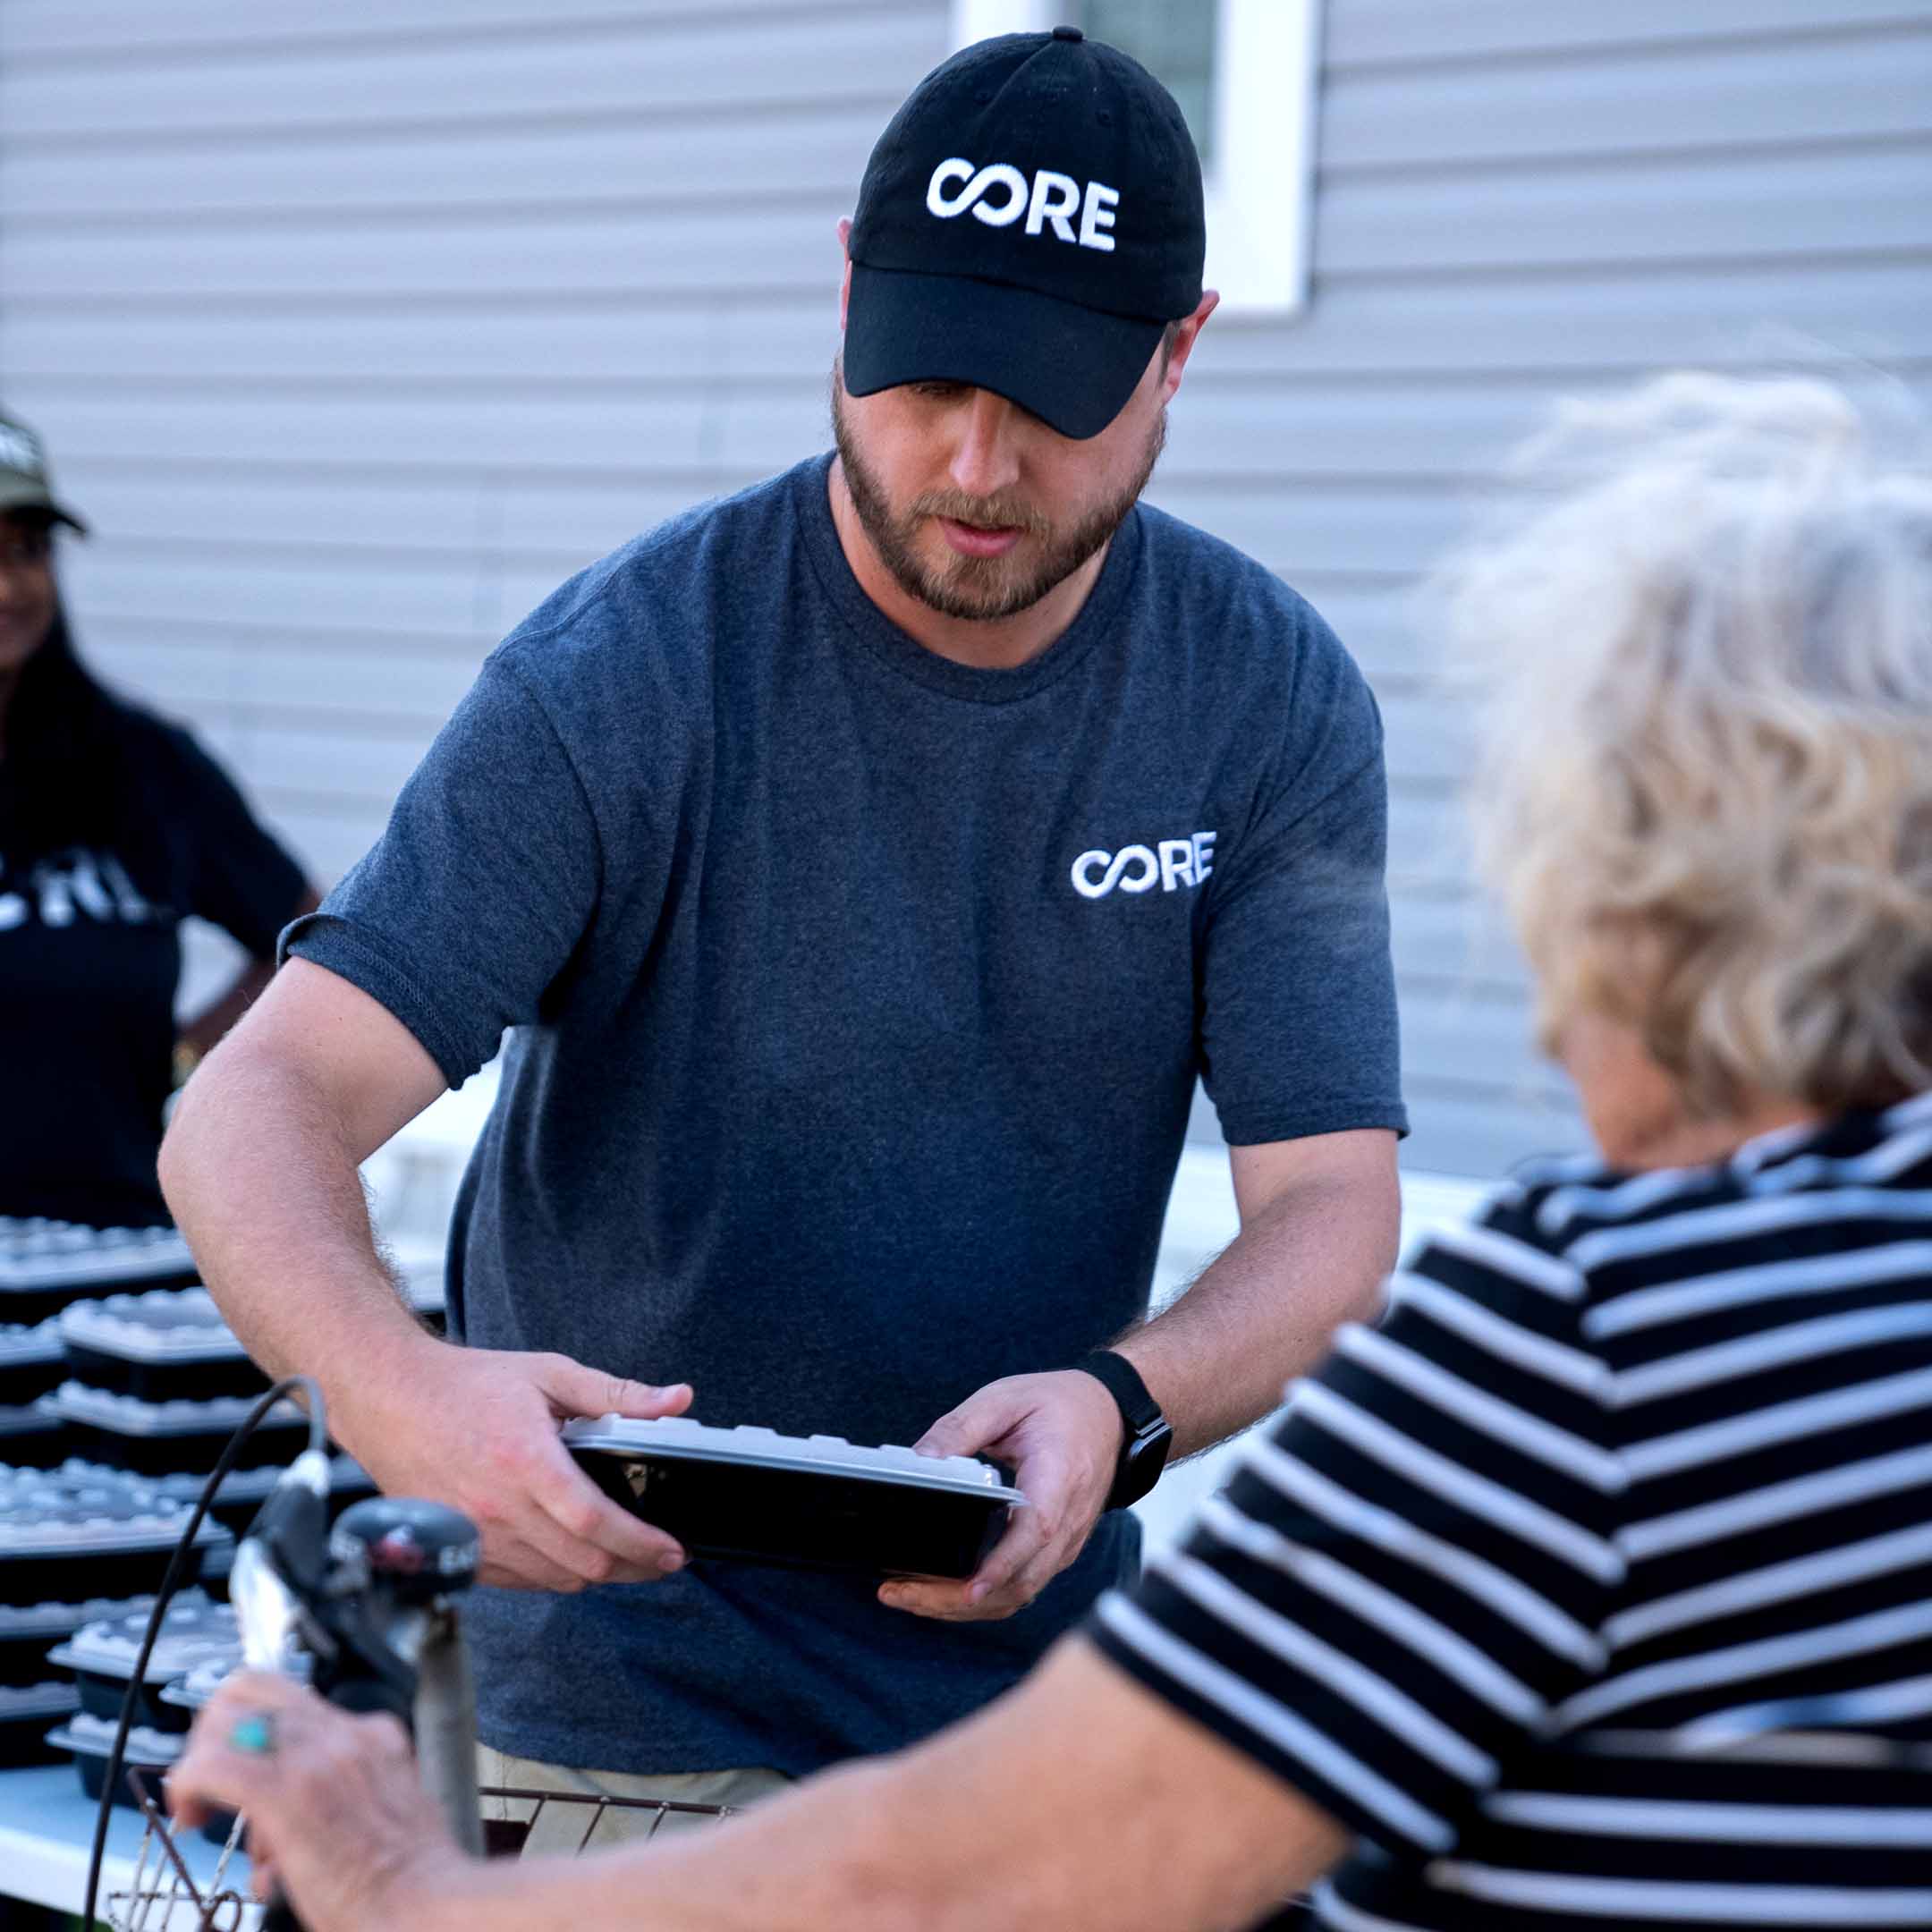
[{"x1": 0, "y1": 1761, "x2": 256, "y2": 1927}]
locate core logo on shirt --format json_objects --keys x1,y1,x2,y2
[
  {"x1": 0, "y1": 850, "x2": 159, "y2": 933},
  {"x1": 1071, "y1": 832, "x2": 1216, "y2": 901},
  {"x1": 925, "y1": 158, "x2": 1120, "y2": 252}
]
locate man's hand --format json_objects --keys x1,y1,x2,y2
[
  {"x1": 169, "y1": 1671, "x2": 470, "y2": 1932},
  {"x1": 337, "y1": 1339, "x2": 695, "y2": 1591},
  {"x1": 881, "y1": 1370, "x2": 1123, "y2": 1623}
]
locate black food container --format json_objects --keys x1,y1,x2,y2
[
  {"x1": 59, "y1": 1289, "x2": 270, "y2": 1403},
  {"x1": 48, "y1": 1592, "x2": 238, "y2": 1733},
  {"x1": 162, "y1": 1658, "x2": 259, "y2": 1848},
  {"x1": 0, "y1": 1680, "x2": 80, "y2": 1768},
  {"x1": 46, "y1": 1381, "x2": 310, "y2": 1479},
  {"x1": 0, "y1": 1589, "x2": 158, "y2": 1688},
  {"x1": 0, "y1": 1219, "x2": 199, "y2": 1328},
  {"x1": 161, "y1": 1652, "x2": 242, "y2": 1717},
  {"x1": 564, "y1": 1417, "x2": 1024, "y2": 1580},
  {"x1": 0, "y1": 1399, "x2": 67, "y2": 1469},
  {"x1": 47, "y1": 1710, "x2": 182, "y2": 1807},
  {"x1": 0, "y1": 1465, "x2": 233, "y2": 1606},
  {"x1": 0, "y1": 1318, "x2": 64, "y2": 1407},
  {"x1": 198, "y1": 1537, "x2": 233, "y2": 1604}
]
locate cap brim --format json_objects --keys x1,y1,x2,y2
[
  {"x1": 0, "y1": 481, "x2": 86, "y2": 536},
  {"x1": 843, "y1": 263, "x2": 1165, "y2": 442}
]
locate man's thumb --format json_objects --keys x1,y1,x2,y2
[
  {"x1": 913, "y1": 1385, "x2": 1022, "y2": 1461},
  {"x1": 540, "y1": 1354, "x2": 693, "y2": 1422}
]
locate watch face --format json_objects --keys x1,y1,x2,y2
[{"x1": 1115, "y1": 1419, "x2": 1174, "y2": 1507}]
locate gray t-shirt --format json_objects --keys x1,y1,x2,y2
[{"x1": 284, "y1": 453, "x2": 1405, "y2": 1776}]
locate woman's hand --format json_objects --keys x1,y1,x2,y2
[{"x1": 168, "y1": 1671, "x2": 471, "y2": 1932}]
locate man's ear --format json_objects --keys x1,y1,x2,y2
[
  {"x1": 1160, "y1": 290, "x2": 1221, "y2": 402},
  {"x1": 837, "y1": 217, "x2": 854, "y2": 332}
]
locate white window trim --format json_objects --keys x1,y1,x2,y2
[{"x1": 948, "y1": 0, "x2": 1322, "y2": 316}]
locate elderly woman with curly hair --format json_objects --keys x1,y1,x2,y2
[{"x1": 171, "y1": 370, "x2": 1932, "y2": 1932}]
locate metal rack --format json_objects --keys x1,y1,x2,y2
[{"x1": 106, "y1": 1770, "x2": 737, "y2": 1930}]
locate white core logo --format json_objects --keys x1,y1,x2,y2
[
  {"x1": 1072, "y1": 832, "x2": 1216, "y2": 901},
  {"x1": 925, "y1": 157, "x2": 1120, "y2": 252}
]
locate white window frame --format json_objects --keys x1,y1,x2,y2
[{"x1": 948, "y1": 0, "x2": 1322, "y2": 316}]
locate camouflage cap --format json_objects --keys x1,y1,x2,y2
[{"x1": 0, "y1": 411, "x2": 88, "y2": 535}]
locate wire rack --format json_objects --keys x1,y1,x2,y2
[{"x1": 106, "y1": 1768, "x2": 736, "y2": 1930}]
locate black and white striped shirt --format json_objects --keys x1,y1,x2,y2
[{"x1": 1093, "y1": 1090, "x2": 1932, "y2": 1929}]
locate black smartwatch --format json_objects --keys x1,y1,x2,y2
[{"x1": 1074, "y1": 1351, "x2": 1174, "y2": 1512}]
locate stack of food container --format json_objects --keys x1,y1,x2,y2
[
  {"x1": 0, "y1": 1219, "x2": 201, "y2": 1322},
  {"x1": 0, "y1": 1462, "x2": 231, "y2": 1775},
  {"x1": 0, "y1": 1219, "x2": 202, "y2": 1470},
  {"x1": 45, "y1": 1592, "x2": 241, "y2": 1806},
  {"x1": 0, "y1": 1219, "x2": 444, "y2": 1811},
  {"x1": 0, "y1": 1319, "x2": 66, "y2": 1470},
  {"x1": 47, "y1": 1287, "x2": 376, "y2": 1543},
  {"x1": 0, "y1": 1224, "x2": 312, "y2": 1809}
]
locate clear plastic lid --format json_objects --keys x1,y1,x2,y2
[
  {"x1": 0, "y1": 1466, "x2": 233, "y2": 1557},
  {"x1": 0, "y1": 1219, "x2": 197, "y2": 1294},
  {"x1": 561, "y1": 1415, "x2": 1024, "y2": 1504},
  {"x1": 0, "y1": 1318, "x2": 64, "y2": 1368},
  {"x1": 165, "y1": 1651, "x2": 307, "y2": 1715},
  {"x1": 0, "y1": 1681, "x2": 80, "y2": 1722},
  {"x1": 47, "y1": 1380, "x2": 307, "y2": 1437},
  {"x1": 50, "y1": 1712, "x2": 183, "y2": 1762},
  {"x1": 57, "y1": 1288, "x2": 246, "y2": 1364},
  {"x1": 49, "y1": 1592, "x2": 238, "y2": 1683},
  {"x1": 0, "y1": 1591, "x2": 160, "y2": 1641},
  {"x1": 59, "y1": 1453, "x2": 369, "y2": 1505},
  {"x1": 0, "y1": 1400, "x2": 62, "y2": 1438}
]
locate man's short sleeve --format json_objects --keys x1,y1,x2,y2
[
  {"x1": 1086, "y1": 1192, "x2": 1625, "y2": 1860},
  {"x1": 281, "y1": 655, "x2": 600, "y2": 1089},
  {"x1": 162, "y1": 730, "x2": 309, "y2": 958},
  {"x1": 1197, "y1": 604, "x2": 1406, "y2": 1147}
]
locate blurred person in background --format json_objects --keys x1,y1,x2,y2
[
  {"x1": 0, "y1": 410, "x2": 318, "y2": 1229},
  {"x1": 160, "y1": 30, "x2": 1405, "y2": 1824},
  {"x1": 175, "y1": 369, "x2": 1932, "y2": 1931}
]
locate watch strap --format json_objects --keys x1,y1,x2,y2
[
  {"x1": 1073, "y1": 1350, "x2": 1172, "y2": 1511},
  {"x1": 1073, "y1": 1349, "x2": 1162, "y2": 1435}
]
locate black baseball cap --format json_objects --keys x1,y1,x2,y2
[
  {"x1": 843, "y1": 27, "x2": 1206, "y2": 441},
  {"x1": 0, "y1": 411, "x2": 87, "y2": 534}
]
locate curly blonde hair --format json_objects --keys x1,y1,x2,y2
[{"x1": 1436, "y1": 371, "x2": 1932, "y2": 1116}]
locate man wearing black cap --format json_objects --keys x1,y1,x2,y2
[{"x1": 162, "y1": 30, "x2": 1404, "y2": 1820}]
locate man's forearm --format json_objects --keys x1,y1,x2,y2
[
  {"x1": 158, "y1": 1042, "x2": 436, "y2": 1427},
  {"x1": 1114, "y1": 1159, "x2": 1399, "y2": 1459}
]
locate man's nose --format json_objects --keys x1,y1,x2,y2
[{"x1": 947, "y1": 390, "x2": 1022, "y2": 504}]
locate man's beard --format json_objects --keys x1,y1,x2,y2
[{"x1": 830, "y1": 368, "x2": 1165, "y2": 623}]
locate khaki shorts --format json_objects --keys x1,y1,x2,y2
[{"x1": 477, "y1": 1743, "x2": 791, "y2": 1855}]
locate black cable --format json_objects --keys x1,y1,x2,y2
[{"x1": 81, "y1": 1372, "x2": 326, "y2": 1931}]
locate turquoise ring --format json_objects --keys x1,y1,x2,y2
[{"x1": 229, "y1": 1713, "x2": 276, "y2": 1756}]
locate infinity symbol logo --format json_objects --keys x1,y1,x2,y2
[
  {"x1": 1071, "y1": 832, "x2": 1216, "y2": 901},
  {"x1": 924, "y1": 157, "x2": 1121, "y2": 251}
]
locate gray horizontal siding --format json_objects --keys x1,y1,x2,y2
[
  {"x1": 1325, "y1": 1, "x2": 1932, "y2": 70},
  {"x1": 8, "y1": 141, "x2": 1928, "y2": 298},
  {"x1": 0, "y1": 0, "x2": 902, "y2": 59},
  {"x1": 1320, "y1": 21, "x2": 1932, "y2": 169},
  {"x1": 6, "y1": 0, "x2": 1928, "y2": 1175},
  {"x1": 0, "y1": 8, "x2": 929, "y2": 139},
  {"x1": 6, "y1": 257, "x2": 1927, "y2": 382}
]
